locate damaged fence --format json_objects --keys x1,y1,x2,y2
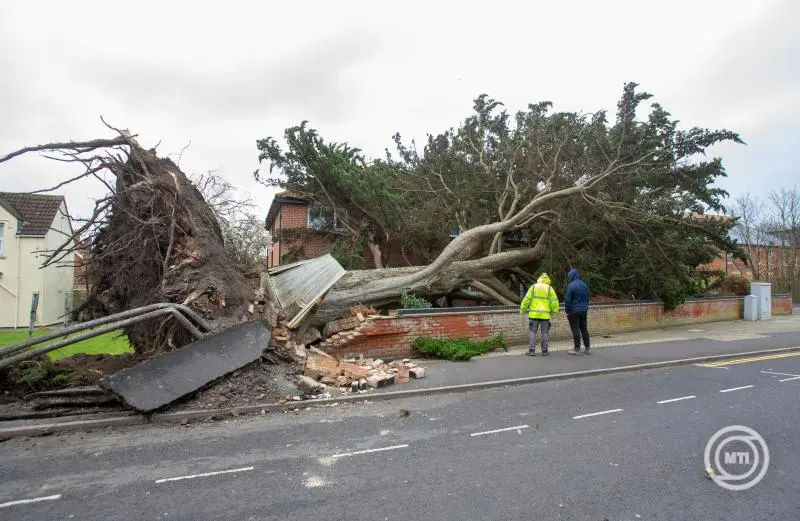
[{"x1": 0, "y1": 303, "x2": 211, "y2": 370}]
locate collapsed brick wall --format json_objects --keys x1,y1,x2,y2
[{"x1": 323, "y1": 295, "x2": 794, "y2": 360}]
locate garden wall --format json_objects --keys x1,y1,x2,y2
[{"x1": 321, "y1": 295, "x2": 794, "y2": 360}]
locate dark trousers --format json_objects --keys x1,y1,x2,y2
[{"x1": 567, "y1": 310, "x2": 590, "y2": 351}]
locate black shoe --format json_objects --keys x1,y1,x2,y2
[
  {"x1": 567, "y1": 350, "x2": 582, "y2": 356},
  {"x1": 526, "y1": 351, "x2": 536, "y2": 356},
  {"x1": 541, "y1": 351, "x2": 549, "y2": 356}
]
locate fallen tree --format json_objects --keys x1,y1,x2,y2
[
  {"x1": 258, "y1": 82, "x2": 744, "y2": 319},
  {"x1": 0, "y1": 125, "x2": 253, "y2": 354}
]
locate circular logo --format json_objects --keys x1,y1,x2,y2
[{"x1": 704, "y1": 425, "x2": 769, "y2": 491}]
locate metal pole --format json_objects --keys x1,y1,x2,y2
[
  {"x1": 0, "y1": 303, "x2": 211, "y2": 358},
  {"x1": 0, "y1": 308, "x2": 204, "y2": 370},
  {"x1": 29, "y1": 291, "x2": 39, "y2": 337}
]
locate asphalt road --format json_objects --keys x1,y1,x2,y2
[{"x1": 1, "y1": 352, "x2": 799, "y2": 520}]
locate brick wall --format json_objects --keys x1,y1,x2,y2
[{"x1": 324, "y1": 295, "x2": 794, "y2": 360}]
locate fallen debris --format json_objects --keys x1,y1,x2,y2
[
  {"x1": 100, "y1": 320, "x2": 271, "y2": 413},
  {"x1": 300, "y1": 351, "x2": 426, "y2": 395},
  {"x1": 296, "y1": 375, "x2": 326, "y2": 396}
]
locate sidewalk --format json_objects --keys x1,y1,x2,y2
[{"x1": 389, "y1": 313, "x2": 800, "y2": 392}]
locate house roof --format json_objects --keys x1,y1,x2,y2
[
  {"x1": 0, "y1": 192, "x2": 65, "y2": 236},
  {"x1": 265, "y1": 191, "x2": 309, "y2": 230}
]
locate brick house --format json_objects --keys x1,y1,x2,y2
[
  {"x1": 264, "y1": 193, "x2": 338, "y2": 268},
  {"x1": 264, "y1": 192, "x2": 428, "y2": 269}
]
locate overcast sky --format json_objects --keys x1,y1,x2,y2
[{"x1": 1, "y1": 0, "x2": 797, "y2": 221}]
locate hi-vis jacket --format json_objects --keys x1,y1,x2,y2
[{"x1": 520, "y1": 273, "x2": 560, "y2": 320}]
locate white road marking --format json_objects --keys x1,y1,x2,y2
[
  {"x1": 0, "y1": 494, "x2": 62, "y2": 508},
  {"x1": 330, "y1": 444, "x2": 409, "y2": 458},
  {"x1": 761, "y1": 370, "x2": 800, "y2": 378},
  {"x1": 694, "y1": 364, "x2": 729, "y2": 370},
  {"x1": 470, "y1": 425, "x2": 530, "y2": 437},
  {"x1": 573, "y1": 409, "x2": 623, "y2": 419},
  {"x1": 154, "y1": 466, "x2": 254, "y2": 484},
  {"x1": 779, "y1": 376, "x2": 800, "y2": 382},
  {"x1": 719, "y1": 385, "x2": 754, "y2": 393},
  {"x1": 657, "y1": 395, "x2": 696, "y2": 404}
]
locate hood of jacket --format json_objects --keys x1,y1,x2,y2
[
  {"x1": 567, "y1": 268, "x2": 581, "y2": 282},
  {"x1": 537, "y1": 273, "x2": 551, "y2": 285}
]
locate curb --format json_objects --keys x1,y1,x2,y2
[{"x1": 2, "y1": 345, "x2": 798, "y2": 439}]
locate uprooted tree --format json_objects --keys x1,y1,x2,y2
[
  {"x1": 256, "y1": 82, "x2": 744, "y2": 319},
  {"x1": 0, "y1": 128, "x2": 254, "y2": 355}
]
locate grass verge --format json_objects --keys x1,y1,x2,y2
[{"x1": 0, "y1": 328, "x2": 133, "y2": 361}]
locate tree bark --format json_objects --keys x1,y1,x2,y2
[{"x1": 313, "y1": 233, "x2": 547, "y2": 324}]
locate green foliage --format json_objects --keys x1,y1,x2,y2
[
  {"x1": 256, "y1": 83, "x2": 744, "y2": 306},
  {"x1": 328, "y1": 239, "x2": 366, "y2": 270},
  {"x1": 0, "y1": 329, "x2": 133, "y2": 360},
  {"x1": 400, "y1": 290, "x2": 433, "y2": 309},
  {"x1": 414, "y1": 333, "x2": 507, "y2": 361}
]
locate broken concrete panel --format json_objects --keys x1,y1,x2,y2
[{"x1": 99, "y1": 320, "x2": 271, "y2": 413}]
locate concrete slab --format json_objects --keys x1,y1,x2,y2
[{"x1": 99, "y1": 321, "x2": 271, "y2": 413}]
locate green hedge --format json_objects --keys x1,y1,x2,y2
[{"x1": 413, "y1": 332, "x2": 507, "y2": 361}]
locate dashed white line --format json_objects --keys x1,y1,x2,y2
[
  {"x1": 573, "y1": 408, "x2": 623, "y2": 419},
  {"x1": 470, "y1": 425, "x2": 530, "y2": 437},
  {"x1": 657, "y1": 395, "x2": 696, "y2": 404},
  {"x1": 330, "y1": 444, "x2": 409, "y2": 459},
  {"x1": 779, "y1": 376, "x2": 800, "y2": 382},
  {"x1": 761, "y1": 370, "x2": 800, "y2": 378},
  {"x1": 0, "y1": 494, "x2": 62, "y2": 509},
  {"x1": 719, "y1": 385, "x2": 754, "y2": 393},
  {"x1": 155, "y1": 466, "x2": 254, "y2": 484}
]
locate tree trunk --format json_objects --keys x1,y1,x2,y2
[
  {"x1": 313, "y1": 233, "x2": 547, "y2": 324},
  {"x1": 367, "y1": 241, "x2": 384, "y2": 269}
]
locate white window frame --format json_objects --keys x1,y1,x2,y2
[{"x1": 307, "y1": 204, "x2": 338, "y2": 231}]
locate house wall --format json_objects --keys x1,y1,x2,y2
[
  {"x1": 268, "y1": 203, "x2": 334, "y2": 267},
  {"x1": 321, "y1": 295, "x2": 794, "y2": 360},
  {"x1": 40, "y1": 202, "x2": 75, "y2": 326},
  {"x1": 705, "y1": 246, "x2": 791, "y2": 280},
  {"x1": 0, "y1": 206, "x2": 21, "y2": 328},
  {"x1": 16, "y1": 237, "x2": 46, "y2": 328}
]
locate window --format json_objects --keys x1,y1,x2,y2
[
  {"x1": 0, "y1": 222, "x2": 5, "y2": 256},
  {"x1": 308, "y1": 205, "x2": 337, "y2": 231}
]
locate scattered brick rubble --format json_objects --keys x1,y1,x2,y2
[{"x1": 279, "y1": 350, "x2": 425, "y2": 403}]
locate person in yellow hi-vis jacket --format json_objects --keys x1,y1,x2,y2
[{"x1": 520, "y1": 272, "x2": 560, "y2": 356}]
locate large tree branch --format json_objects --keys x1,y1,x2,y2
[{"x1": 0, "y1": 137, "x2": 131, "y2": 164}]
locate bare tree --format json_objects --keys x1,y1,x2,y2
[
  {"x1": 730, "y1": 193, "x2": 769, "y2": 279},
  {"x1": 767, "y1": 187, "x2": 800, "y2": 291}
]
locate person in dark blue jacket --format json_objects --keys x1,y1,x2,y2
[{"x1": 565, "y1": 268, "x2": 591, "y2": 355}]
